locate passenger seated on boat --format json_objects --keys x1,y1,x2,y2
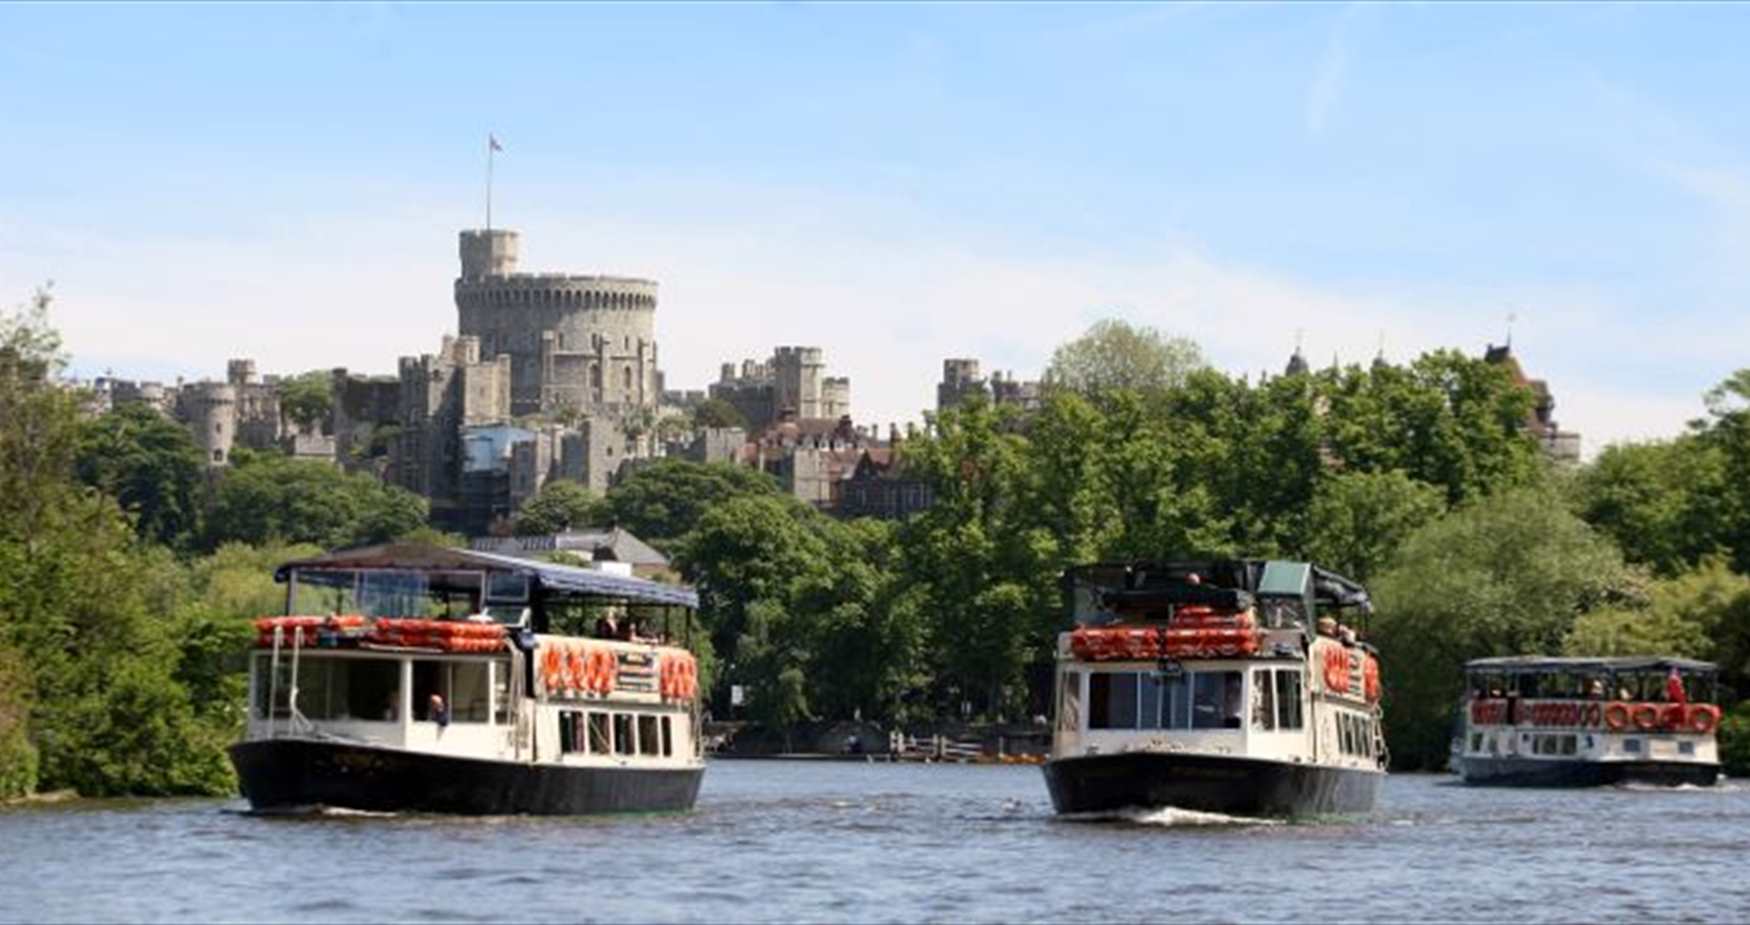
[
  {"x1": 382, "y1": 691, "x2": 400, "y2": 722},
  {"x1": 1317, "y1": 616, "x2": 1338, "y2": 637},
  {"x1": 594, "y1": 615, "x2": 619, "y2": 639},
  {"x1": 1587, "y1": 679, "x2": 1606, "y2": 699},
  {"x1": 428, "y1": 693, "x2": 450, "y2": 728}
]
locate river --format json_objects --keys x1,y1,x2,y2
[{"x1": 2, "y1": 762, "x2": 1746, "y2": 923}]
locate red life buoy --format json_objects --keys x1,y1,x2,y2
[
  {"x1": 1632, "y1": 704, "x2": 1659, "y2": 732},
  {"x1": 1604, "y1": 703, "x2": 1630, "y2": 731},
  {"x1": 1584, "y1": 703, "x2": 1602, "y2": 728},
  {"x1": 1688, "y1": 705, "x2": 1719, "y2": 734}
]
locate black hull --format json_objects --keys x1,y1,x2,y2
[
  {"x1": 1043, "y1": 752, "x2": 1381, "y2": 818},
  {"x1": 1460, "y1": 756, "x2": 1719, "y2": 788},
  {"x1": 230, "y1": 739, "x2": 704, "y2": 815}
]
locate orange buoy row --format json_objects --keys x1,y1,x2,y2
[
  {"x1": 538, "y1": 643, "x2": 618, "y2": 697},
  {"x1": 1363, "y1": 654, "x2": 1382, "y2": 704},
  {"x1": 253, "y1": 614, "x2": 366, "y2": 647},
  {"x1": 660, "y1": 654, "x2": 698, "y2": 701}
]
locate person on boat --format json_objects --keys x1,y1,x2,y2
[
  {"x1": 1186, "y1": 572, "x2": 1202, "y2": 586},
  {"x1": 382, "y1": 691, "x2": 400, "y2": 721},
  {"x1": 1317, "y1": 616, "x2": 1338, "y2": 638},
  {"x1": 1587, "y1": 678, "x2": 1606, "y2": 699},
  {"x1": 594, "y1": 614, "x2": 619, "y2": 639},
  {"x1": 1665, "y1": 668, "x2": 1688, "y2": 705},
  {"x1": 428, "y1": 693, "x2": 450, "y2": 728}
]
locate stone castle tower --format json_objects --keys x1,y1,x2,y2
[{"x1": 453, "y1": 229, "x2": 661, "y2": 418}]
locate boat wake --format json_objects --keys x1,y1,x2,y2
[{"x1": 1062, "y1": 805, "x2": 1282, "y2": 828}]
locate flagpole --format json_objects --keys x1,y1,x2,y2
[{"x1": 485, "y1": 134, "x2": 494, "y2": 231}]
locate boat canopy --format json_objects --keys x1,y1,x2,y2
[
  {"x1": 274, "y1": 543, "x2": 699, "y2": 609},
  {"x1": 1465, "y1": 656, "x2": 1716, "y2": 675},
  {"x1": 1061, "y1": 559, "x2": 1371, "y2": 633}
]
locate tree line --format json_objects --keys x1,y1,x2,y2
[{"x1": 5, "y1": 294, "x2": 1750, "y2": 799}]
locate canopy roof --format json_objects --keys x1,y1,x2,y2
[
  {"x1": 1065, "y1": 559, "x2": 1371, "y2": 611},
  {"x1": 1465, "y1": 655, "x2": 1717, "y2": 674},
  {"x1": 274, "y1": 543, "x2": 698, "y2": 609}
]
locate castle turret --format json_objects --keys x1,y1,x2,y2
[
  {"x1": 459, "y1": 229, "x2": 520, "y2": 279},
  {"x1": 183, "y1": 382, "x2": 239, "y2": 467}
]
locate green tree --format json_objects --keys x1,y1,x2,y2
[
  {"x1": 1572, "y1": 438, "x2": 1730, "y2": 576},
  {"x1": 1300, "y1": 470, "x2": 1446, "y2": 583},
  {"x1": 278, "y1": 370, "x2": 333, "y2": 432},
  {"x1": 602, "y1": 459, "x2": 779, "y2": 547},
  {"x1": 512, "y1": 481, "x2": 602, "y2": 535},
  {"x1": 693, "y1": 398, "x2": 748, "y2": 430},
  {"x1": 1695, "y1": 369, "x2": 1750, "y2": 574},
  {"x1": 75, "y1": 403, "x2": 208, "y2": 549},
  {"x1": 1045, "y1": 318, "x2": 1206, "y2": 395},
  {"x1": 204, "y1": 454, "x2": 427, "y2": 550},
  {"x1": 1372, "y1": 483, "x2": 1636, "y2": 769}
]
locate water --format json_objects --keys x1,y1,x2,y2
[{"x1": 3, "y1": 763, "x2": 1748, "y2": 923}]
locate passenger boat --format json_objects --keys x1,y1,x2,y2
[
  {"x1": 229, "y1": 543, "x2": 705, "y2": 815},
  {"x1": 1456, "y1": 656, "x2": 1721, "y2": 787},
  {"x1": 1043, "y1": 560, "x2": 1386, "y2": 818}
]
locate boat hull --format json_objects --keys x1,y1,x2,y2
[
  {"x1": 230, "y1": 738, "x2": 704, "y2": 815},
  {"x1": 1042, "y1": 751, "x2": 1381, "y2": 818},
  {"x1": 1459, "y1": 756, "x2": 1719, "y2": 788}
]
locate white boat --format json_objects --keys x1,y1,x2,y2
[
  {"x1": 229, "y1": 543, "x2": 706, "y2": 815},
  {"x1": 1043, "y1": 560, "x2": 1386, "y2": 818},
  {"x1": 1456, "y1": 656, "x2": 1721, "y2": 787}
]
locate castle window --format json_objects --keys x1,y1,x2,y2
[
  {"x1": 213, "y1": 450, "x2": 223, "y2": 462},
  {"x1": 623, "y1": 366, "x2": 632, "y2": 391},
  {"x1": 590, "y1": 365, "x2": 602, "y2": 388}
]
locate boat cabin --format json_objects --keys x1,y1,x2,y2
[
  {"x1": 1053, "y1": 560, "x2": 1383, "y2": 771},
  {"x1": 244, "y1": 543, "x2": 702, "y2": 767},
  {"x1": 1461, "y1": 656, "x2": 1722, "y2": 764}
]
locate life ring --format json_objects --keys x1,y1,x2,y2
[
  {"x1": 565, "y1": 646, "x2": 587, "y2": 694},
  {"x1": 1604, "y1": 703, "x2": 1630, "y2": 731},
  {"x1": 660, "y1": 656, "x2": 677, "y2": 699},
  {"x1": 599, "y1": 650, "x2": 618, "y2": 694},
  {"x1": 1689, "y1": 705, "x2": 1719, "y2": 734},
  {"x1": 541, "y1": 646, "x2": 563, "y2": 693},
  {"x1": 1631, "y1": 704, "x2": 1659, "y2": 732},
  {"x1": 681, "y1": 658, "x2": 696, "y2": 699}
]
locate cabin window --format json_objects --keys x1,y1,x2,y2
[
  {"x1": 1138, "y1": 673, "x2": 1166, "y2": 729},
  {"x1": 411, "y1": 661, "x2": 490, "y2": 724},
  {"x1": 1059, "y1": 671, "x2": 1082, "y2": 732},
  {"x1": 559, "y1": 711, "x2": 580, "y2": 754},
  {"x1": 1191, "y1": 671, "x2": 1242, "y2": 730},
  {"x1": 1623, "y1": 738, "x2": 1642, "y2": 754},
  {"x1": 614, "y1": 714, "x2": 635, "y2": 755},
  {"x1": 1252, "y1": 670, "x2": 1276, "y2": 731},
  {"x1": 1274, "y1": 670, "x2": 1304, "y2": 730},
  {"x1": 255, "y1": 656, "x2": 399, "y2": 722},
  {"x1": 661, "y1": 716, "x2": 674, "y2": 757},
  {"x1": 588, "y1": 711, "x2": 611, "y2": 753},
  {"x1": 1105, "y1": 673, "x2": 1141, "y2": 730},
  {"x1": 1679, "y1": 741, "x2": 1696, "y2": 756},
  {"x1": 1159, "y1": 674, "x2": 1190, "y2": 730},
  {"x1": 638, "y1": 715, "x2": 661, "y2": 756},
  {"x1": 1562, "y1": 735, "x2": 1578, "y2": 756},
  {"x1": 1470, "y1": 732, "x2": 1483, "y2": 752},
  {"x1": 493, "y1": 661, "x2": 512, "y2": 724}
]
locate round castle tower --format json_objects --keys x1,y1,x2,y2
[
  {"x1": 453, "y1": 229, "x2": 659, "y2": 417},
  {"x1": 183, "y1": 381, "x2": 238, "y2": 467}
]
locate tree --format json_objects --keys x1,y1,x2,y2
[
  {"x1": 1695, "y1": 369, "x2": 1750, "y2": 574},
  {"x1": 1045, "y1": 319, "x2": 1206, "y2": 395},
  {"x1": 692, "y1": 398, "x2": 748, "y2": 430},
  {"x1": 74, "y1": 403, "x2": 208, "y2": 549},
  {"x1": 601, "y1": 459, "x2": 779, "y2": 547},
  {"x1": 1572, "y1": 438, "x2": 1730, "y2": 576},
  {"x1": 512, "y1": 481, "x2": 601, "y2": 536},
  {"x1": 204, "y1": 454, "x2": 427, "y2": 550},
  {"x1": 0, "y1": 288, "x2": 236, "y2": 796},
  {"x1": 278, "y1": 370, "x2": 332, "y2": 432},
  {"x1": 1299, "y1": 470, "x2": 1446, "y2": 583},
  {"x1": 1371, "y1": 484, "x2": 1636, "y2": 769}
]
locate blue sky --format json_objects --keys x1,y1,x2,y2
[{"x1": 3, "y1": 2, "x2": 1747, "y2": 450}]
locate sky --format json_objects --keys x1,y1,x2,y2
[{"x1": 2, "y1": 2, "x2": 1747, "y2": 453}]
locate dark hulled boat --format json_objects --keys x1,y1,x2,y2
[
  {"x1": 1456, "y1": 656, "x2": 1721, "y2": 788},
  {"x1": 1044, "y1": 560, "x2": 1386, "y2": 818},
  {"x1": 230, "y1": 543, "x2": 706, "y2": 815}
]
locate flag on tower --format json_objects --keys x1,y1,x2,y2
[{"x1": 489, "y1": 134, "x2": 503, "y2": 152}]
